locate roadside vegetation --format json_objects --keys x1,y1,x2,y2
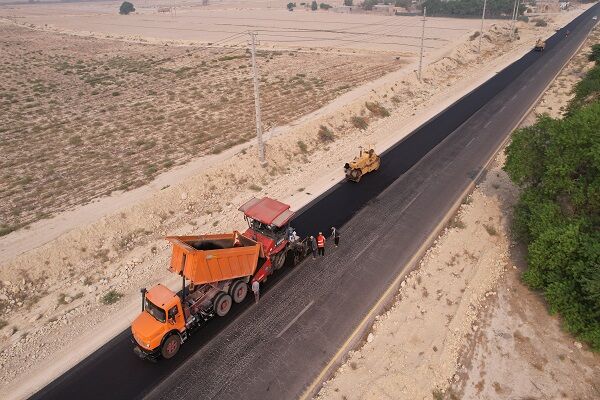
[
  {"x1": 422, "y1": 0, "x2": 524, "y2": 17},
  {"x1": 119, "y1": 1, "x2": 135, "y2": 15},
  {"x1": 504, "y1": 44, "x2": 600, "y2": 350}
]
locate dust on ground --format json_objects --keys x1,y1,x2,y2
[
  {"x1": 0, "y1": 5, "x2": 591, "y2": 399},
  {"x1": 315, "y1": 17, "x2": 600, "y2": 400}
]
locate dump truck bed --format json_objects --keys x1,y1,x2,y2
[{"x1": 166, "y1": 232, "x2": 262, "y2": 285}]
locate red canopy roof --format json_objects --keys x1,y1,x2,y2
[{"x1": 238, "y1": 197, "x2": 295, "y2": 227}]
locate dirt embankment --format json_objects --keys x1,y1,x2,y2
[
  {"x1": 315, "y1": 19, "x2": 600, "y2": 400},
  {"x1": 0, "y1": 8, "x2": 589, "y2": 399}
]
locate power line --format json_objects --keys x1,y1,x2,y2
[
  {"x1": 478, "y1": 0, "x2": 488, "y2": 54},
  {"x1": 253, "y1": 33, "x2": 437, "y2": 49}
]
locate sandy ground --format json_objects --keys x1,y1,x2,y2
[
  {"x1": 0, "y1": 18, "x2": 402, "y2": 232},
  {"x1": 314, "y1": 17, "x2": 600, "y2": 400},
  {"x1": 0, "y1": 4, "x2": 592, "y2": 400},
  {"x1": 0, "y1": 0, "x2": 485, "y2": 53}
]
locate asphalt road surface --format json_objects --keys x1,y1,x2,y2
[{"x1": 30, "y1": 6, "x2": 599, "y2": 400}]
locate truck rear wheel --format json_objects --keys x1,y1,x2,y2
[
  {"x1": 230, "y1": 281, "x2": 248, "y2": 304},
  {"x1": 214, "y1": 293, "x2": 232, "y2": 317},
  {"x1": 161, "y1": 334, "x2": 180, "y2": 359}
]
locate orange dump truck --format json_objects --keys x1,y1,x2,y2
[{"x1": 131, "y1": 232, "x2": 263, "y2": 360}]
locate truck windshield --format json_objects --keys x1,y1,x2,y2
[
  {"x1": 250, "y1": 219, "x2": 286, "y2": 239},
  {"x1": 144, "y1": 298, "x2": 166, "y2": 323}
]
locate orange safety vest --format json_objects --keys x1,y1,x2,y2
[{"x1": 317, "y1": 235, "x2": 325, "y2": 247}]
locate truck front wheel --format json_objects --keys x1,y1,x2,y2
[
  {"x1": 161, "y1": 335, "x2": 180, "y2": 359},
  {"x1": 272, "y1": 251, "x2": 286, "y2": 270},
  {"x1": 214, "y1": 293, "x2": 232, "y2": 317}
]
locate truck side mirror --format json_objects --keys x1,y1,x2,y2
[{"x1": 140, "y1": 288, "x2": 147, "y2": 312}]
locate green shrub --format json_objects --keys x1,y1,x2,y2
[
  {"x1": 0, "y1": 225, "x2": 15, "y2": 237},
  {"x1": 362, "y1": 0, "x2": 378, "y2": 10},
  {"x1": 297, "y1": 140, "x2": 308, "y2": 153},
  {"x1": 422, "y1": 0, "x2": 523, "y2": 17},
  {"x1": 119, "y1": 1, "x2": 135, "y2": 15},
  {"x1": 318, "y1": 125, "x2": 335, "y2": 142},
  {"x1": 568, "y1": 63, "x2": 600, "y2": 113},
  {"x1": 365, "y1": 101, "x2": 390, "y2": 117},
  {"x1": 504, "y1": 101, "x2": 600, "y2": 351},
  {"x1": 69, "y1": 135, "x2": 83, "y2": 146},
  {"x1": 351, "y1": 116, "x2": 368, "y2": 130},
  {"x1": 101, "y1": 290, "x2": 123, "y2": 305},
  {"x1": 589, "y1": 44, "x2": 600, "y2": 64}
]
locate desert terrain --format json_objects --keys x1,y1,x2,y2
[
  {"x1": 0, "y1": 0, "x2": 496, "y2": 235},
  {"x1": 0, "y1": 0, "x2": 594, "y2": 398},
  {"x1": 0, "y1": 18, "x2": 402, "y2": 233},
  {"x1": 315, "y1": 20, "x2": 600, "y2": 400},
  {"x1": 0, "y1": 0, "x2": 482, "y2": 52}
]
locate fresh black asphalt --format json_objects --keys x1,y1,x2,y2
[{"x1": 30, "y1": 5, "x2": 599, "y2": 400}]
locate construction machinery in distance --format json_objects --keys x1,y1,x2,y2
[
  {"x1": 534, "y1": 38, "x2": 546, "y2": 52},
  {"x1": 131, "y1": 197, "x2": 309, "y2": 360},
  {"x1": 344, "y1": 145, "x2": 381, "y2": 182}
]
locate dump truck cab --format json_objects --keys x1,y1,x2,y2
[
  {"x1": 131, "y1": 284, "x2": 185, "y2": 359},
  {"x1": 239, "y1": 197, "x2": 295, "y2": 273}
]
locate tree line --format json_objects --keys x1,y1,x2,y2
[
  {"x1": 504, "y1": 44, "x2": 600, "y2": 351},
  {"x1": 421, "y1": 0, "x2": 524, "y2": 17}
]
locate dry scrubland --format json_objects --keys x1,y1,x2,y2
[
  {"x1": 0, "y1": 0, "x2": 479, "y2": 52},
  {"x1": 0, "y1": 21, "x2": 400, "y2": 233}
]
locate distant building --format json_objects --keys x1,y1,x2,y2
[
  {"x1": 332, "y1": 5, "x2": 353, "y2": 13},
  {"x1": 536, "y1": 0, "x2": 561, "y2": 13},
  {"x1": 559, "y1": 2, "x2": 570, "y2": 10},
  {"x1": 373, "y1": 4, "x2": 395, "y2": 15}
]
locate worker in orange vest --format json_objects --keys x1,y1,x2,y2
[{"x1": 317, "y1": 232, "x2": 326, "y2": 257}]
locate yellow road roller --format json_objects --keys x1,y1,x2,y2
[{"x1": 344, "y1": 146, "x2": 381, "y2": 182}]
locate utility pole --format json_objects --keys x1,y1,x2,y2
[
  {"x1": 509, "y1": 0, "x2": 518, "y2": 41},
  {"x1": 478, "y1": 0, "x2": 487, "y2": 54},
  {"x1": 249, "y1": 32, "x2": 266, "y2": 166},
  {"x1": 509, "y1": 0, "x2": 518, "y2": 40},
  {"x1": 418, "y1": 7, "x2": 426, "y2": 82}
]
